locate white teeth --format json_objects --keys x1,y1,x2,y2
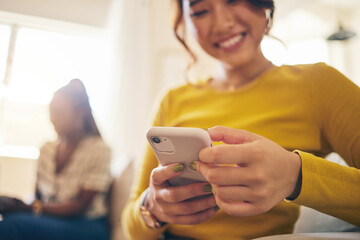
[{"x1": 218, "y1": 34, "x2": 244, "y2": 49}]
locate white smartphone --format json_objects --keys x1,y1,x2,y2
[{"x1": 146, "y1": 127, "x2": 212, "y2": 186}]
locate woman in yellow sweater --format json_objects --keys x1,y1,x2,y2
[{"x1": 122, "y1": 0, "x2": 360, "y2": 239}]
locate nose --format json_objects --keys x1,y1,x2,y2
[{"x1": 212, "y1": 5, "x2": 236, "y2": 36}]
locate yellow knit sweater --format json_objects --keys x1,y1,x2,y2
[{"x1": 122, "y1": 63, "x2": 360, "y2": 240}]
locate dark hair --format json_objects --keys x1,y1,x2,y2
[
  {"x1": 54, "y1": 79, "x2": 101, "y2": 137},
  {"x1": 173, "y1": 0, "x2": 275, "y2": 69}
]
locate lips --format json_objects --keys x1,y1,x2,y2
[{"x1": 215, "y1": 32, "x2": 246, "y2": 51}]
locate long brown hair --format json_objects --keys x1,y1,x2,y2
[
  {"x1": 54, "y1": 79, "x2": 101, "y2": 137},
  {"x1": 173, "y1": 0, "x2": 275, "y2": 69}
]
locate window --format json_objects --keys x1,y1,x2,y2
[{"x1": 0, "y1": 22, "x2": 110, "y2": 159}]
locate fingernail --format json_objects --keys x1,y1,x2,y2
[
  {"x1": 173, "y1": 163, "x2": 184, "y2": 173},
  {"x1": 203, "y1": 184, "x2": 212, "y2": 192},
  {"x1": 189, "y1": 162, "x2": 196, "y2": 171},
  {"x1": 215, "y1": 206, "x2": 220, "y2": 211}
]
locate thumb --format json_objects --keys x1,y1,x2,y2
[{"x1": 207, "y1": 126, "x2": 258, "y2": 144}]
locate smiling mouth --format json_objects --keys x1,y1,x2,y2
[{"x1": 215, "y1": 32, "x2": 246, "y2": 50}]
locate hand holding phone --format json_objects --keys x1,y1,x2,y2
[
  {"x1": 144, "y1": 127, "x2": 217, "y2": 225},
  {"x1": 146, "y1": 127, "x2": 212, "y2": 186}
]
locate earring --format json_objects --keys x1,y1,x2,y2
[{"x1": 265, "y1": 9, "x2": 272, "y2": 35}]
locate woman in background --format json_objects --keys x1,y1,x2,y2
[
  {"x1": 122, "y1": 0, "x2": 360, "y2": 239},
  {"x1": 0, "y1": 79, "x2": 112, "y2": 240}
]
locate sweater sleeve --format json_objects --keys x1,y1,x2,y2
[
  {"x1": 292, "y1": 63, "x2": 360, "y2": 226},
  {"x1": 293, "y1": 151, "x2": 360, "y2": 226},
  {"x1": 121, "y1": 92, "x2": 171, "y2": 240}
]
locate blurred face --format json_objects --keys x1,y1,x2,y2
[
  {"x1": 49, "y1": 94, "x2": 81, "y2": 136},
  {"x1": 183, "y1": 0, "x2": 268, "y2": 68}
]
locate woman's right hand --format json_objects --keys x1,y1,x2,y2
[{"x1": 145, "y1": 163, "x2": 218, "y2": 225}]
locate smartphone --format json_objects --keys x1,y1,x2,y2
[{"x1": 146, "y1": 127, "x2": 212, "y2": 186}]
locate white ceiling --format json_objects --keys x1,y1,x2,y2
[
  {"x1": 0, "y1": 0, "x2": 112, "y2": 28},
  {"x1": 275, "y1": 0, "x2": 360, "y2": 18}
]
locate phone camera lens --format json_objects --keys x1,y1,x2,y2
[{"x1": 152, "y1": 137, "x2": 161, "y2": 144}]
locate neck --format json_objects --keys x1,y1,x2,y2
[
  {"x1": 214, "y1": 53, "x2": 274, "y2": 90},
  {"x1": 60, "y1": 130, "x2": 86, "y2": 146}
]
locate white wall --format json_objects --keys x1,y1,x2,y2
[{"x1": 347, "y1": 12, "x2": 360, "y2": 85}]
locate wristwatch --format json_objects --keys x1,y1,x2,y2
[{"x1": 140, "y1": 188, "x2": 166, "y2": 229}]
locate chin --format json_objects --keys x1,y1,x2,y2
[{"x1": 208, "y1": 48, "x2": 254, "y2": 68}]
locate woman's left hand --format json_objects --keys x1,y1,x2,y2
[
  {"x1": 0, "y1": 196, "x2": 30, "y2": 213},
  {"x1": 193, "y1": 126, "x2": 301, "y2": 217}
]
